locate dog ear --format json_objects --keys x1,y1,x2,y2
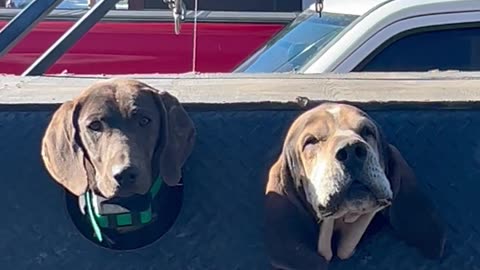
[
  {"x1": 41, "y1": 101, "x2": 89, "y2": 196},
  {"x1": 265, "y1": 158, "x2": 330, "y2": 270},
  {"x1": 152, "y1": 91, "x2": 196, "y2": 186},
  {"x1": 384, "y1": 144, "x2": 446, "y2": 259}
]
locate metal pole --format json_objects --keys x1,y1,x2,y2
[
  {"x1": 0, "y1": 0, "x2": 64, "y2": 58},
  {"x1": 23, "y1": 0, "x2": 119, "y2": 76}
]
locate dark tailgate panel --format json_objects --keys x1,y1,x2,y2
[{"x1": 0, "y1": 107, "x2": 477, "y2": 269}]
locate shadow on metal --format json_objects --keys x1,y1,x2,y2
[{"x1": 65, "y1": 183, "x2": 184, "y2": 250}]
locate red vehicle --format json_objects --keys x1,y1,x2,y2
[{"x1": 0, "y1": 9, "x2": 295, "y2": 75}]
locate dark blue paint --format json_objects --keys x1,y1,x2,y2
[{"x1": 0, "y1": 109, "x2": 477, "y2": 269}]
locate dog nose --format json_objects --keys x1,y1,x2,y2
[
  {"x1": 335, "y1": 141, "x2": 367, "y2": 164},
  {"x1": 112, "y1": 165, "x2": 139, "y2": 186}
]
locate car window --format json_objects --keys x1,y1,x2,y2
[
  {"x1": 355, "y1": 25, "x2": 480, "y2": 72},
  {"x1": 235, "y1": 10, "x2": 358, "y2": 73}
]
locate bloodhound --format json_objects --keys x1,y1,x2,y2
[
  {"x1": 265, "y1": 103, "x2": 446, "y2": 269},
  {"x1": 41, "y1": 78, "x2": 195, "y2": 247}
]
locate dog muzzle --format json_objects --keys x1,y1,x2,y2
[{"x1": 78, "y1": 177, "x2": 163, "y2": 243}]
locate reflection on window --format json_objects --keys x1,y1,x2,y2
[
  {"x1": 357, "y1": 26, "x2": 480, "y2": 72},
  {"x1": 235, "y1": 11, "x2": 357, "y2": 73}
]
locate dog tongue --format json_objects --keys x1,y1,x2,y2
[{"x1": 343, "y1": 213, "x2": 361, "y2": 223}]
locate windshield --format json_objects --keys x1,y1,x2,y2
[{"x1": 235, "y1": 10, "x2": 358, "y2": 73}]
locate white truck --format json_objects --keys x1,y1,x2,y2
[{"x1": 236, "y1": 0, "x2": 480, "y2": 74}]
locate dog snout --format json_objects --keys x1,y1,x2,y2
[
  {"x1": 112, "y1": 165, "x2": 139, "y2": 187},
  {"x1": 335, "y1": 140, "x2": 367, "y2": 166}
]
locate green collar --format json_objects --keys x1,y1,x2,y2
[{"x1": 84, "y1": 177, "x2": 163, "y2": 242}]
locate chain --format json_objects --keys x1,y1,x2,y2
[
  {"x1": 163, "y1": 0, "x2": 186, "y2": 35},
  {"x1": 192, "y1": 0, "x2": 198, "y2": 72},
  {"x1": 315, "y1": 0, "x2": 324, "y2": 17}
]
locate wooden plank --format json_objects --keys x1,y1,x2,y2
[{"x1": 1, "y1": 72, "x2": 480, "y2": 109}]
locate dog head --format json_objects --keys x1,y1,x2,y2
[
  {"x1": 284, "y1": 103, "x2": 392, "y2": 221},
  {"x1": 279, "y1": 102, "x2": 446, "y2": 259},
  {"x1": 41, "y1": 79, "x2": 196, "y2": 199}
]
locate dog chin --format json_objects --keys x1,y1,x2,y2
[
  {"x1": 103, "y1": 183, "x2": 151, "y2": 199},
  {"x1": 114, "y1": 186, "x2": 151, "y2": 198},
  {"x1": 114, "y1": 190, "x2": 137, "y2": 198},
  {"x1": 307, "y1": 163, "x2": 391, "y2": 220},
  {"x1": 317, "y1": 181, "x2": 392, "y2": 220}
]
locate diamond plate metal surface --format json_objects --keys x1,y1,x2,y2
[{"x1": 0, "y1": 108, "x2": 478, "y2": 270}]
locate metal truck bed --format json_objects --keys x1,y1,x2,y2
[{"x1": 0, "y1": 73, "x2": 478, "y2": 269}]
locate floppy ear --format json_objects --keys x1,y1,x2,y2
[
  {"x1": 384, "y1": 144, "x2": 446, "y2": 259},
  {"x1": 41, "y1": 101, "x2": 89, "y2": 196},
  {"x1": 153, "y1": 91, "x2": 196, "y2": 186},
  {"x1": 264, "y1": 157, "x2": 329, "y2": 270}
]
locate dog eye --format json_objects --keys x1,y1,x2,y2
[
  {"x1": 360, "y1": 126, "x2": 375, "y2": 138},
  {"x1": 303, "y1": 136, "x2": 321, "y2": 149},
  {"x1": 139, "y1": 116, "x2": 151, "y2": 127},
  {"x1": 87, "y1": 120, "x2": 102, "y2": 132}
]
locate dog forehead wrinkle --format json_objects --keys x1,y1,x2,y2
[
  {"x1": 81, "y1": 93, "x2": 118, "y2": 121},
  {"x1": 295, "y1": 113, "x2": 331, "y2": 142},
  {"x1": 321, "y1": 106, "x2": 355, "y2": 134},
  {"x1": 117, "y1": 88, "x2": 159, "y2": 119},
  {"x1": 334, "y1": 129, "x2": 358, "y2": 138}
]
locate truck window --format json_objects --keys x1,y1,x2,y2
[{"x1": 355, "y1": 24, "x2": 480, "y2": 72}]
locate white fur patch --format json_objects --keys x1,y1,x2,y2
[
  {"x1": 335, "y1": 129, "x2": 357, "y2": 137},
  {"x1": 306, "y1": 157, "x2": 350, "y2": 218},
  {"x1": 318, "y1": 218, "x2": 335, "y2": 261},
  {"x1": 327, "y1": 107, "x2": 342, "y2": 119},
  {"x1": 305, "y1": 140, "x2": 392, "y2": 219}
]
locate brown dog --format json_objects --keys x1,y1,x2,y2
[
  {"x1": 265, "y1": 103, "x2": 446, "y2": 270},
  {"x1": 41, "y1": 78, "x2": 195, "y2": 238}
]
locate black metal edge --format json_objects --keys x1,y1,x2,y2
[
  {"x1": 3, "y1": 101, "x2": 480, "y2": 113},
  {"x1": 0, "y1": 9, "x2": 297, "y2": 24},
  {"x1": 0, "y1": 0, "x2": 64, "y2": 58},
  {"x1": 22, "y1": 0, "x2": 120, "y2": 76}
]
